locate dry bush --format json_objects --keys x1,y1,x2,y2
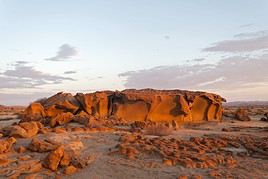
[{"x1": 144, "y1": 124, "x2": 173, "y2": 136}]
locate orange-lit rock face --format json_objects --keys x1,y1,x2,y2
[
  {"x1": 44, "y1": 92, "x2": 80, "y2": 117},
  {"x1": 111, "y1": 90, "x2": 224, "y2": 122},
  {"x1": 147, "y1": 94, "x2": 192, "y2": 122},
  {"x1": 75, "y1": 91, "x2": 112, "y2": 118},
  {"x1": 23, "y1": 89, "x2": 225, "y2": 124},
  {"x1": 24, "y1": 103, "x2": 46, "y2": 118}
]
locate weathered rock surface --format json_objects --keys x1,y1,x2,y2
[
  {"x1": 43, "y1": 145, "x2": 64, "y2": 171},
  {"x1": 28, "y1": 138, "x2": 58, "y2": 152},
  {"x1": 22, "y1": 89, "x2": 225, "y2": 125},
  {"x1": 20, "y1": 103, "x2": 46, "y2": 122},
  {"x1": 75, "y1": 91, "x2": 113, "y2": 118},
  {"x1": 0, "y1": 137, "x2": 16, "y2": 154},
  {"x1": 235, "y1": 108, "x2": 251, "y2": 121},
  {"x1": 1, "y1": 121, "x2": 42, "y2": 138},
  {"x1": 42, "y1": 92, "x2": 80, "y2": 117},
  {"x1": 50, "y1": 112, "x2": 74, "y2": 127},
  {"x1": 64, "y1": 165, "x2": 77, "y2": 175}
]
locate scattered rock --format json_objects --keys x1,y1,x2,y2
[
  {"x1": 163, "y1": 158, "x2": 173, "y2": 166},
  {"x1": 191, "y1": 174, "x2": 202, "y2": 179},
  {"x1": 0, "y1": 137, "x2": 16, "y2": 154},
  {"x1": 0, "y1": 157, "x2": 10, "y2": 167},
  {"x1": 17, "y1": 145, "x2": 27, "y2": 153},
  {"x1": 178, "y1": 175, "x2": 188, "y2": 179},
  {"x1": 71, "y1": 155, "x2": 96, "y2": 169},
  {"x1": 222, "y1": 128, "x2": 231, "y2": 132},
  {"x1": 53, "y1": 127, "x2": 67, "y2": 133},
  {"x1": 18, "y1": 155, "x2": 32, "y2": 161},
  {"x1": 28, "y1": 138, "x2": 58, "y2": 152},
  {"x1": 60, "y1": 152, "x2": 71, "y2": 167},
  {"x1": 2, "y1": 121, "x2": 41, "y2": 138},
  {"x1": 43, "y1": 145, "x2": 64, "y2": 171},
  {"x1": 235, "y1": 108, "x2": 251, "y2": 121},
  {"x1": 64, "y1": 165, "x2": 77, "y2": 175},
  {"x1": 24, "y1": 173, "x2": 43, "y2": 179}
]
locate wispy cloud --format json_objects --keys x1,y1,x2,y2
[
  {"x1": 203, "y1": 30, "x2": 268, "y2": 52},
  {"x1": 239, "y1": 23, "x2": 254, "y2": 28},
  {"x1": 0, "y1": 61, "x2": 75, "y2": 89},
  {"x1": 234, "y1": 30, "x2": 268, "y2": 39},
  {"x1": 191, "y1": 58, "x2": 206, "y2": 62},
  {"x1": 45, "y1": 44, "x2": 78, "y2": 61},
  {"x1": 64, "y1": 71, "x2": 77, "y2": 74}
]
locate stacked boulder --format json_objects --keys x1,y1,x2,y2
[{"x1": 20, "y1": 89, "x2": 226, "y2": 126}]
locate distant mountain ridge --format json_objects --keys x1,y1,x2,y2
[{"x1": 224, "y1": 101, "x2": 268, "y2": 107}]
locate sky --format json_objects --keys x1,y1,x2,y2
[{"x1": 0, "y1": 0, "x2": 268, "y2": 105}]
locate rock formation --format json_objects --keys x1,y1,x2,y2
[
  {"x1": 1, "y1": 121, "x2": 42, "y2": 138},
  {"x1": 21, "y1": 89, "x2": 225, "y2": 125},
  {"x1": 235, "y1": 108, "x2": 251, "y2": 121},
  {"x1": 0, "y1": 137, "x2": 16, "y2": 154}
]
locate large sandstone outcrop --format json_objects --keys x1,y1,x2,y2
[
  {"x1": 110, "y1": 89, "x2": 224, "y2": 123},
  {"x1": 22, "y1": 89, "x2": 225, "y2": 125}
]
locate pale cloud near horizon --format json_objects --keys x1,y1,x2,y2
[
  {"x1": 0, "y1": 61, "x2": 75, "y2": 89},
  {"x1": 119, "y1": 55, "x2": 268, "y2": 91},
  {"x1": 45, "y1": 44, "x2": 78, "y2": 61}
]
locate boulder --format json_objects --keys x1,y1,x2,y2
[
  {"x1": 50, "y1": 112, "x2": 74, "y2": 127},
  {"x1": 0, "y1": 137, "x2": 16, "y2": 154},
  {"x1": 2, "y1": 121, "x2": 41, "y2": 138},
  {"x1": 72, "y1": 111, "x2": 91, "y2": 125},
  {"x1": 235, "y1": 108, "x2": 251, "y2": 121},
  {"x1": 20, "y1": 103, "x2": 46, "y2": 122},
  {"x1": 64, "y1": 165, "x2": 77, "y2": 175},
  {"x1": 44, "y1": 92, "x2": 80, "y2": 117},
  {"x1": 28, "y1": 138, "x2": 58, "y2": 152},
  {"x1": 43, "y1": 145, "x2": 64, "y2": 171}
]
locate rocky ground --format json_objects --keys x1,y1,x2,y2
[{"x1": 0, "y1": 106, "x2": 267, "y2": 179}]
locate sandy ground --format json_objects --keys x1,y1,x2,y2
[
  {"x1": 0, "y1": 110, "x2": 268, "y2": 179},
  {"x1": 64, "y1": 120, "x2": 268, "y2": 179}
]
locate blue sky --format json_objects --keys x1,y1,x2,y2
[{"x1": 0, "y1": 0, "x2": 268, "y2": 105}]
